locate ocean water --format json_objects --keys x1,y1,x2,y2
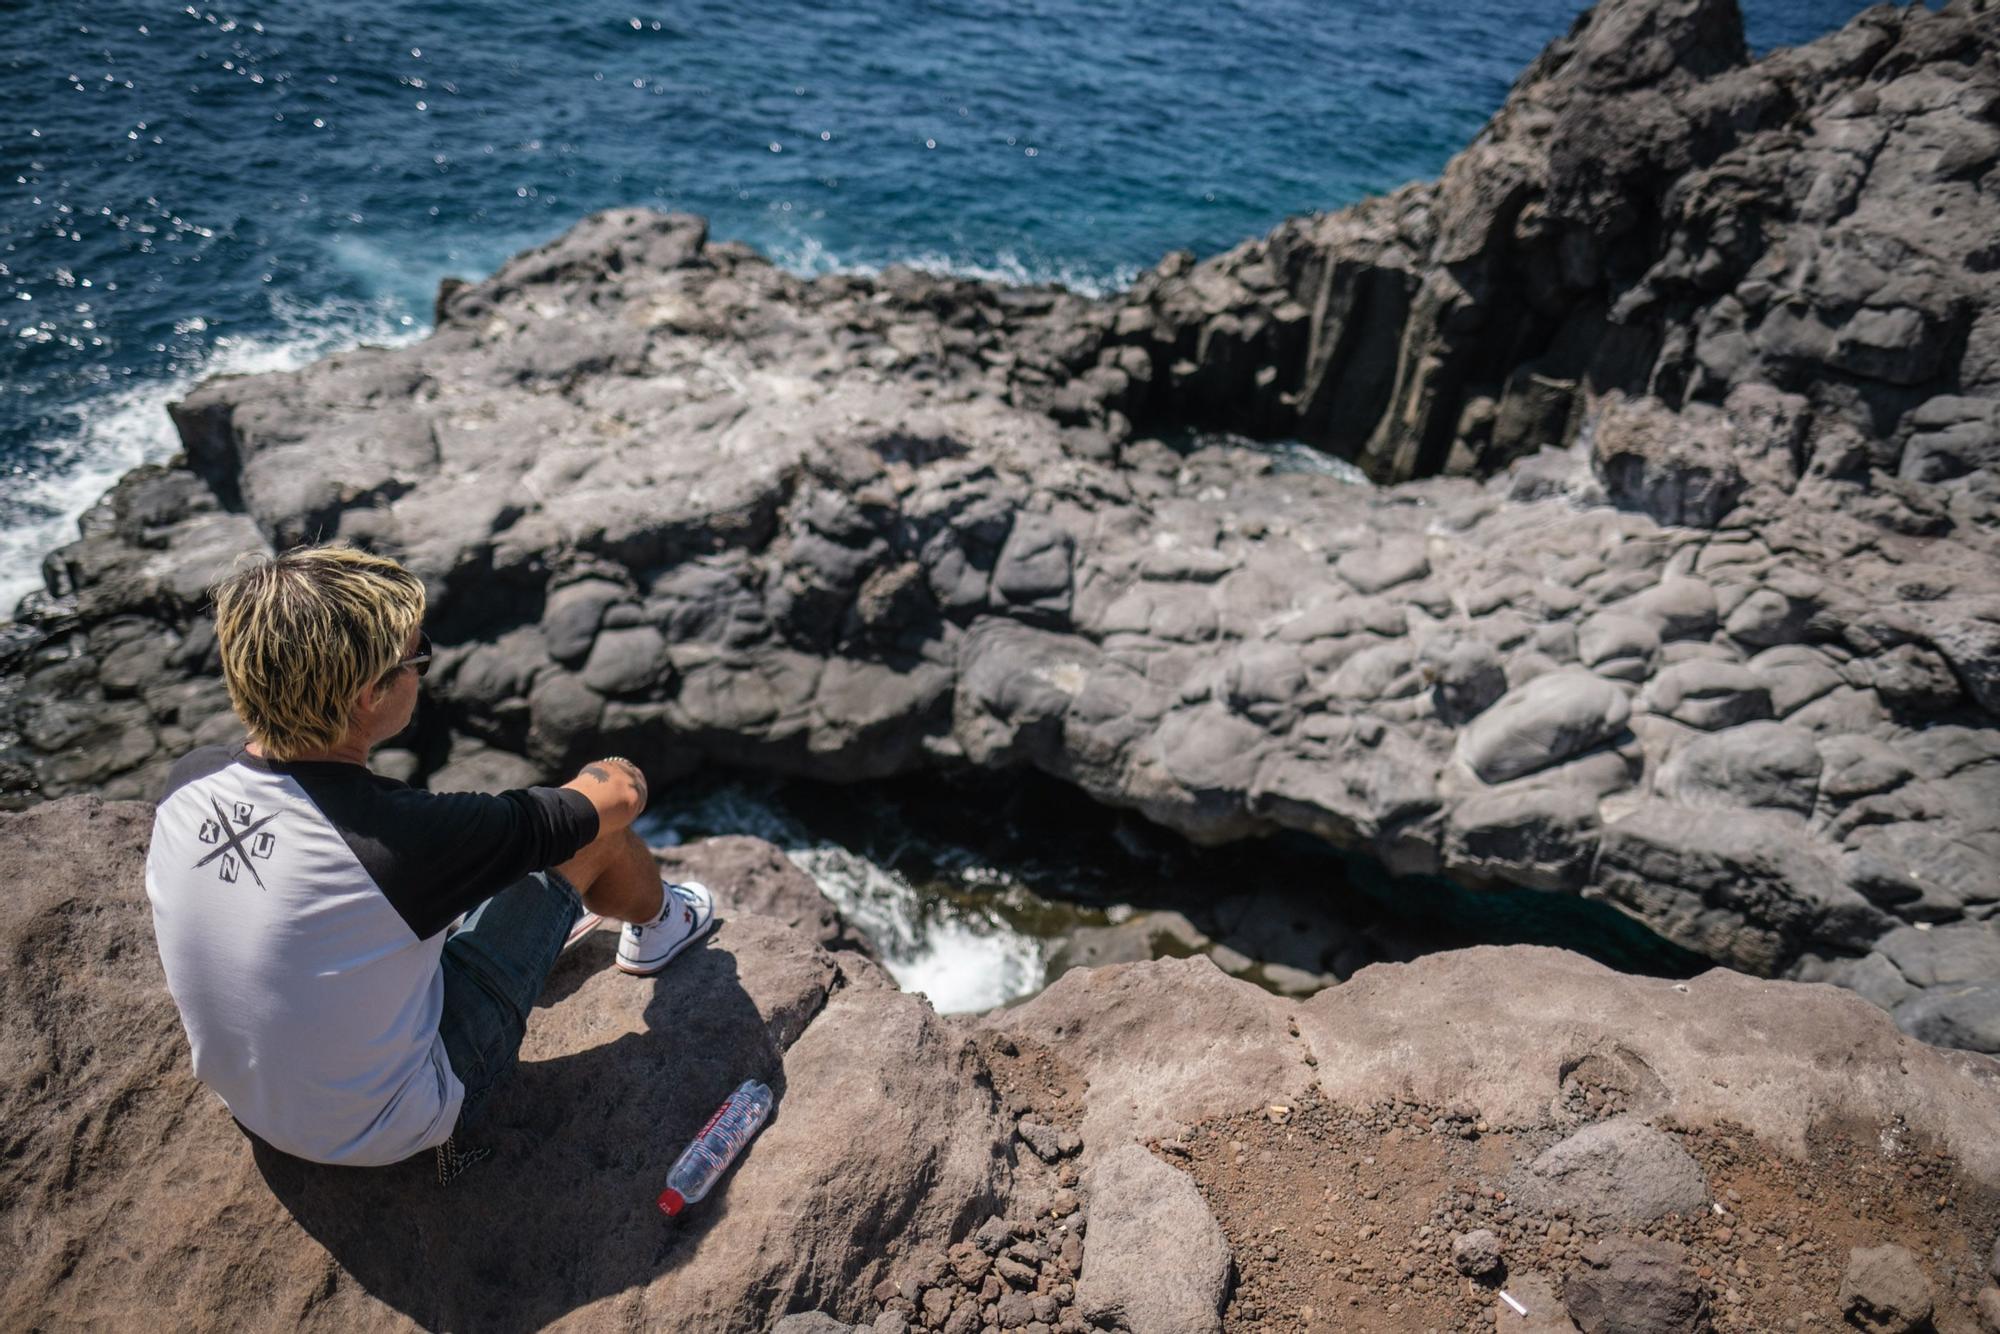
[{"x1": 4, "y1": 0, "x2": 1861, "y2": 610}]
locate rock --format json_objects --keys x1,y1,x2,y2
[
  {"x1": 1296, "y1": 946, "x2": 2000, "y2": 1186},
  {"x1": 1563, "y1": 1237, "x2": 1707, "y2": 1334},
  {"x1": 1875, "y1": 923, "x2": 2000, "y2": 988},
  {"x1": 974, "y1": 1217, "x2": 1017, "y2": 1255},
  {"x1": 774, "y1": 1316, "x2": 859, "y2": 1334},
  {"x1": 1514, "y1": 1119, "x2": 1710, "y2": 1226},
  {"x1": 579, "y1": 624, "x2": 671, "y2": 697},
  {"x1": 1977, "y1": 1286, "x2": 2000, "y2": 1334},
  {"x1": 1724, "y1": 587, "x2": 1814, "y2": 649},
  {"x1": 1496, "y1": 1271, "x2": 1578, "y2": 1333},
  {"x1": 8, "y1": 0, "x2": 2000, "y2": 1048},
  {"x1": 1837, "y1": 1245, "x2": 1933, "y2": 1334},
  {"x1": 1592, "y1": 805, "x2": 1874, "y2": 973},
  {"x1": 1452, "y1": 1228, "x2": 1505, "y2": 1278},
  {"x1": 1015, "y1": 1120, "x2": 1080, "y2": 1165},
  {"x1": 1444, "y1": 786, "x2": 1600, "y2": 892},
  {"x1": 1336, "y1": 539, "x2": 1430, "y2": 594},
  {"x1": 989, "y1": 955, "x2": 1305, "y2": 1152},
  {"x1": 0, "y1": 796, "x2": 1001, "y2": 1331},
  {"x1": 1619, "y1": 577, "x2": 1718, "y2": 642},
  {"x1": 1893, "y1": 983, "x2": 2000, "y2": 1055},
  {"x1": 1843, "y1": 827, "x2": 1999, "y2": 921},
  {"x1": 1075, "y1": 1144, "x2": 1230, "y2": 1334},
  {"x1": 540, "y1": 578, "x2": 632, "y2": 666},
  {"x1": 994, "y1": 1288, "x2": 1035, "y2": 1326},
  {"x1": 426, "y1": 739, "x2": 545, "y2": 796},
  {"x1": 1577, "y1": 612, "x2": 1661, "y2": 683},
  {"x1": 1991, "y1": 1233, "x2": 1999, "y2": 1283},
  {"x1": 1458, "y1": 672, "x2": 1632, "y2": 784},
  {"x1": 14, "y1": 795, "x2": 2000, "y2": 1325},
  {"x1": 1642, "y1": 661, "x2": 1772, "y2": 730},
  {"x1": 1423, "y1": 635, "x2": 1508, "y2": 725},
  {"x1": 1590, "y1": 394, "x2": 1746, "y2": 528},
  {"x1": 1748, "y1": 646, "x2": 1846, "y2": 718},
  {"x1": 1802, "y1": 952, "x2": 1918, "y2": 1013},
  {"x1": 1900, "y1": 397, "x2": 2000, "y2": 484},
  {"x1": 1655, "y1": 722, "x2": 1822, "y2": 814}
]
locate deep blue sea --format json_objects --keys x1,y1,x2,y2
[{"x1": 4, "y1": 0, "x2": 1863, "y2": 608}]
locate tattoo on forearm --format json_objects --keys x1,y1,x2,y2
[
  {"x1": 582, "y1": 757, "x2": 647, "y2": 809},
  {"x1": 615, "y1": 759, "x2": 649, "y2": 808}
]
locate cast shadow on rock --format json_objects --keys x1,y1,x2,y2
[{"x1": 252, "y1": 931, "x2": 782, "y2": 1331}]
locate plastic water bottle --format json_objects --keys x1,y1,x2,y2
[{"x1": 658, "y1": 1079, "x2": 774, "y2": 1218}]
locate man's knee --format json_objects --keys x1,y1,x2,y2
[{"x1": 555, "y1": 824, "x2": 645, "y2": 887}]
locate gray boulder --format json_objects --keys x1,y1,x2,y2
[
  {"x1": 1655, "y1": 722, "x2": 1821, "y2": 815},
  {"x1": 1563, "y1": 1236, "x2": 1708, "y2": 1334},
  {"x1": 1453, "y1": 1228, "x2": 1505, "y2": 1278},
  {"x1": 1444, "y1": 786, "x2": 1601, "y2": 893},
  {"x1": 1618, "y1": 577, "x2": 1718, "y2": 643},
  {"x1": 1458, "y1": 673, "x2": 1632, "y2": 785},
  {"x1": 1589, "y1": 394, "x2": 1745, "y2": 528},
  {"x1": 1577, "y1": 612, "x2": 1661, "y2": 683},
  {"x1": 1076, "y1": 1144, "x2": 1231, "y2": 1334},
  {"x1": 771, "y1": 1316, "x2": 859, "y2": 1334},
  {"x1": 1837, "y1": 1244, "x2": 1933, "y2": 1334},
  {"x1": 1513, "y1": 1119, "x2": 1708, "y2": 1226},
  {"x1": 1893, "y1": 984, "x2": 2000, "y2": 1055},
  {"x1": 1875, "y1": 923, "x2": 2000, "y2": 988},
  {"x1": 1642, "y1": 661, "x2": 1772, "y2": 730}
]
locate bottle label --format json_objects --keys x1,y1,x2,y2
[{"x1": 693, "y1": 1094, "x2": 736, "y2": 1143}]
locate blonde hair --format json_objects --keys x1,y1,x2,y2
[{"x1": 211, "y1": 544, "x2": 426, "y2": 760}]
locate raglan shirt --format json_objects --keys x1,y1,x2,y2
[{"x1": 145, "y1": 746, "x2": 598, "y2": 1166}]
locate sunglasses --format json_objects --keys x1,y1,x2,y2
[{"x1": 389, "y1": 631, "x2": 433, "y2": 680}]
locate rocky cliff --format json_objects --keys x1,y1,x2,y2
[
  {"x1": 3, "y1": 0, "x2": 1999, "y2": 1053},
  {"x1": 7, "y1": 796, "x2": 2000, "y2": 1332}
]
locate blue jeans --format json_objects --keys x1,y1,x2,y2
[{"x1": 437, "y1": 868, "x2": 584, "y2": 1131}]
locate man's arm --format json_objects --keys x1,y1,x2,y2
[{"x1": 563, "y1": 756, "x2": 648, "y2": 835}]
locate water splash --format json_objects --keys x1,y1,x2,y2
[
  {"x1": 1, "y1": 294, "x2": 419, "y2": 615},
  {"x1": 636, "y1": 783, "x2": 1046, "y2": 1014}
]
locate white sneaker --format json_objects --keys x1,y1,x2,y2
[
  {"x1": 562, "y1": 911, "x2": 604, "y2": 953},
  {"x1": 615, "y1": 880, "x2": 716, "y2": 976}
]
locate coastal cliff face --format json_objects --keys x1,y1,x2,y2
[
  {"x1": 1114, "y1": 0, "x2": 2000, "y2": 485},
  {"x1": 8, "y1": 796, "x2": 2000, "y2": 1332},
  {"x1": 3, "y1": 0, "x2": 1999, "y2": 1055}
]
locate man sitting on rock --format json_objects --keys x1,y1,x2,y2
[{"x1": 144, "y1": 542, "x2": 713, "y2": 1180}]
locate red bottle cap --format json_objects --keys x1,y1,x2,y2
[{"x1": 658, "y1": 1187, "x2": 686, "y2": 1218}]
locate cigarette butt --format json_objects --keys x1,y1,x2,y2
[{"x1": 1500, "y1": 1291, "x2": 1529, "y2": 1316}]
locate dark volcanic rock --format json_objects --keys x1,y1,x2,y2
[
  {"x1": 1838, "y1": 1244, "x2": 1934, "y2": 1334},
  {"x1": 5, "y1": 0, "x2": 2000, "y2": 1045},
  {"x1": 1564, "y1": 1236, "x2": 1708, "y2": 1334}
]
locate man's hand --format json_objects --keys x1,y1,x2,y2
[{"x1": 564, "y1": 756, "x2": 647, "y2": 834}]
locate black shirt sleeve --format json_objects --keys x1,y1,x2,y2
[
  {"x1": 294, "y1": 770, "x2": 601, "y2": 939},
  {"x1": 158, "y1": 745, "x2": 235, "y2": 805}
]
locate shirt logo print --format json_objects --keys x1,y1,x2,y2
[{"x1": 191, "y1": 796, "x2": 280, "y2": 890}]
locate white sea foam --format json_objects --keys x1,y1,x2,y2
[
  {"x1": 1188, "y1": 429, "x2": 1374, "y2": 486},
  {"x1": 1, "y1": 295, "x2": 421, "y2": 616},
  {"x1": 637, "y1": 787, "x2": 1046, "y2": 1014},
  {"x1": 764, "y1": 231, "x2": 1139, "y2": 300}
]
